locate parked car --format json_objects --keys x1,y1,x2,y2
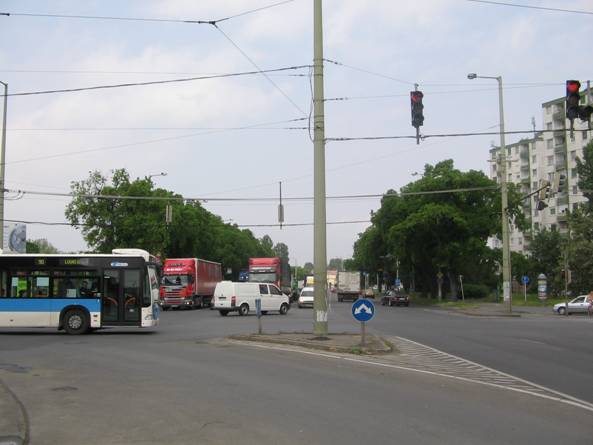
[
  {"x1": 212, "y1": 281, "x2": 290, "y2": 316},
  {"x1": 553, "y1": 295, "x2": 592, "y2": 315},
  {"x1": 298, "y1": 287, "x2": 314, "y2": 308},
  {"x1": 381, "y1": 290, "x2": 410, "y2": 307}
]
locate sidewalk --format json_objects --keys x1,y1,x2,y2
[
  {"x1": 0, "y1": 379, "x2": 28, "y2": 445},
  {"x1": 430, "y1": 302, "x2": 555, "y2": 318}
]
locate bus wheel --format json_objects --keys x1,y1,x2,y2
[{"x1": 64, "y1": 310, "x2": 89, "y2": 335}]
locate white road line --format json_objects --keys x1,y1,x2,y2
[{"x1": 228, "y1": 338, "x2": 593, "y2": 413}]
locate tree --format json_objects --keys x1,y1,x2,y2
[
  {"x1": 527, "y1": 229, "x2": 563, "y2": 296},
  {"x1": 303, "y1": 262, "x2": 314, "y2": 274},
  {"x1": 26, "y1": 239, "x2": 60, "y2": 254},
  {"x1": 351, "y1": 160, "x2": 525, "y2": 297},
  {"x1": 66, "y1": 169, "x2": 285, "y2": 279},
  {"x1": 273, "y1": 242, "x2": 289, "y2": 262},
  {"x1": 328, "y1": 258, "x2": 344, "y2": 271}
]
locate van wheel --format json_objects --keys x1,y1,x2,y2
[
  {"x1": 63, "y1": 309, "x2": 89, "y2": 335},
  {"x1": 279, "y1": 303, "x2": 289, "y2": 315},
  {"x1": 238, "y1": 304, "x2": 249, "y2": 316},
  {"x1": 219, "y1": 310, "x2": 229, "y2": 316}
]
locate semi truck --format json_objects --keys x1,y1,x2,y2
[
  {"x1": 248, "y1": 257, "x2": 292, "y2": 296},
  {"x1": 336, "y1": 271, "x2": 362, "y2": 302},
  {"x1": 160, "y1": 258, "x2": 222, "y2": 309}
]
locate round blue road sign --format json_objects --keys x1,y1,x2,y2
[
  {"x1": 352, "y1": 298, "x2": 375, "y2": 322},
  {"x1": 522, "y1": 275, "x2": 529, "y2": 285}
]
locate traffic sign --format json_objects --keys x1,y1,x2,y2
[
  {"x1": 352, "y1": 298, "x2": 375, "y2": 322},
  {"x1": 394, "y1": 278, "x2": 401, "y2": 287},
  {"x1": 521, "y1": 275, "x2": 529, "y2": 285}
]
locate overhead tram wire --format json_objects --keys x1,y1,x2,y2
[
  {"x1": 323, "y1": 58, "x2": 414, "y2": 86},
  {"x1": 3, "y1": 185, "x2": 500, "y2": 204},
  {"x1": 1, "y1": 116, "x2": 308, "y2": 166},
  {"x1": 0, "y1": 68, "x2": 308, "y2": 77},
  {"x1": 0, "y1": 0, "x2": 298, "y2": 24},
  {"x1": 213, "y1": 24, "x2": 308, "y2": 117},
  {"x1": 1, "y1": 65, "x2": 311, "y2": 97},
  {"x1": 466, "y1": 0, "x2": 593, "y2": 15},
  {"x1": 326, "y1": 128, "x2": 563, "y2": 142}
]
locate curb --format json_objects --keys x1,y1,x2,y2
[
  {"x1": 228, "y1": 333, "x2": 394, "y2": 355},
  {"x1": 0, "y1": 379, "x2": 29, "y2": 445}
]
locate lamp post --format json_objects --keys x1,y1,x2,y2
[
  {"x1": 0, "y1": 81, "x2": 7, "y2": 250},
  {"x1": 147, "y1": 172, "x2": 167, "y2": 180},
  {"x1": 468, "y1": 73, "x2": 512, "y2": 313}
]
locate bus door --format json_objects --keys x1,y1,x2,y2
[{"x1": 102, "y1": 269, "x2": 141, "y2": 325}]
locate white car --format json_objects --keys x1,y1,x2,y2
[
  {"x1": 298, "y1": 287, "x2": 314, "y2": 308},
  {"x1": 553, "y1": 295, "x2": 592, "y2": 315},
  {"x1": 213, "y1": 281, "x2": 290, "y2": 316}
]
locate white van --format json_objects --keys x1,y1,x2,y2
[{"x1": 213, "y1": 281, "x2": 290, "y2": 316}]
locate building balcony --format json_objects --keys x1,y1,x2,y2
[
  {"x1": 554, "y1": 144, "x2": 566, "y2": 154},
  {"x1": 556, "y1": 195, "x2": 569, "y2": 207}
]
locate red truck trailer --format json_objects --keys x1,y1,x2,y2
[
  {"x1": 248, "y1": 257, "x2": 292, "y2": 296},
  {"x1": 160, "y1": 258, "x2": 222, "y2": 309}
]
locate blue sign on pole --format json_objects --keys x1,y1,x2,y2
[
  {"x1": 522, "y1": 275, "x2": 530, "y2": 285},
  {"x1": 394, "y1": 278, "x2": 401, "y2": 287},
  {"x1": 352, "y1": 298, "x2": 375, "y2": 322}
]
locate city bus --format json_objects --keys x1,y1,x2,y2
[{"x1": 0, "y1": 248, "x2": 161, "y2": 334}]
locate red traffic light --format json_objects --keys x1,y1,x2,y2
[
  {"x1": 410, "y1": 91, "x2": 423, "y2": 103},
  {"x1": 566, "y1": 80, "x2": 580, "y2": 94}
]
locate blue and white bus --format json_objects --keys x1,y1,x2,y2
[{"x1": 0, "y1": 248, "x2": 160, "y2": 334}]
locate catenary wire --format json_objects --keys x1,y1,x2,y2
[
  {"x1": 0, "y1": 0, "x2": 298, "y2": 24},
  {"x1": 213, "y1": 24, "x2": 308, "y2": 116},
  {"x1": 1, "y1": 65, "x2": 310, "y2": 97},
  {"x1": 2, "y1": 117, "x2": 307, "y2": 166},
  {"x1": 466, "y1": 0, "x2": 593, "y2": 15}
]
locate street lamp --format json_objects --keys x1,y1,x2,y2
[
  {"x1": 0, "y1": 81, "x2": 7, "y2": 250},
  {"x1": 468, "y1": 73, "x2": 512, "y2": 313},
  {"x1": 147, "y1": 172, "x2": 167, "y2": 180}
]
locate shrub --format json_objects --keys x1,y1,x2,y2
[{"x1": 461, "y1": 283, "x2": 490, "y2": 299}]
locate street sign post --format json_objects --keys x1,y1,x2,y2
[
  {"x1": 352, "y1": 298, "x2": 375, "y2": 347},
  {"x1": 522, "y1": 275, "x2": 530, "y2": 302},
  {"x1": 436, "y1": 272, "x2": 444, "y2": 301},
  {"x1": 255, "y1": 298, "x2": 262, "y2": 334},
  {"x1": 394, "y1": 278, "x2": 401, "y2": 288}
]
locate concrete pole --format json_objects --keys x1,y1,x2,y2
[
  {"x1": 497, "y1": 76, "x2": 513, "y2": 314},
  {"x1": 313, "y1": 0, "x2": 328, "y2": 336},
  {"x1": 0, "y1": 81, "x2": 7, "y2": 250}
]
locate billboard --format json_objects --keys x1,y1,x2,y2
[{"x1": 3, "y1": 223, "x2": 26, "y2": 253}]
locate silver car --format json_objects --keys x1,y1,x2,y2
[{"x1": 553, "y1": 296, "x2": 592, "y2": 315}]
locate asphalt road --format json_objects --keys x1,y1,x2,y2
[{"x1": 0, "y1": 300, "x2": 592, "y2": 444}]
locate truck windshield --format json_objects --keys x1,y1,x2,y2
[
  {"x1": 249, "y1": 273, "x2": 277, "y2": 283},
  {"x1": 162, "y1": 275, "x2": 190, "y2": 286}
]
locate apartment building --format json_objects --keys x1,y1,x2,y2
[{"x1": 489, "y1": 87, "x2": 592, "y2": 253}]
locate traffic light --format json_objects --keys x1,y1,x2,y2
[
  {"x1": 553, "y1": 173, "x2": 567, "y2": 194},
  {"x1": 566, "y1": 80, "x2": 581, "y2": 121},
  {"x1": 537, "y1": 180, "x2": 550, "y2": 210},
  {"x1": 410, "y1": 90, "x2": 424, "y2": 128}
]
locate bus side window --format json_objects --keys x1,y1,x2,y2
[{"x1": 0, "y1": 270, "x2": 7, "y2": 297}]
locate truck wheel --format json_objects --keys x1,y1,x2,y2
[
  {"x1": 63, "y1": 309, "x2": 89, "y2": 335},
  {"x1": 279, "y1": 303, "x2": 289, "y2": 315},
  {"x1": 238, "y1": 304, "x2": 249, "y2": 316},
  {"x1": 193, "y1": 297, "x2": 203, "y2": 309},
  {"x1": 162, "y1": 306, "x2": 170, "y2": 311},
  {"x1": 219, "y1": 310, "x2": 229, "y2": 316}
]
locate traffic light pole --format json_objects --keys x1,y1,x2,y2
[{"x1": 313, "y1": 0, "x2": 328, "y2": 337}]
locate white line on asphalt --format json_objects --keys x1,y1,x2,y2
[{"x1": 229, "y1": 339, "x2": 593, "y2": 414}]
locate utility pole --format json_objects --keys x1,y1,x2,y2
[
  {"x1": 312, "y1": 0, "x2": 328, "y2": 337},
  {"x1": 0, "y1": 81, "x2": 7, "y2": 250}
]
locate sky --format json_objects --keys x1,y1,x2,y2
[{"x1": 0, "y1": 0, "x2": 591, "y2": 264}]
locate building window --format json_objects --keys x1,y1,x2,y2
[
  {"x1": 571, "y1": 151, "x2": 577, "y2": 161},
  {"x1": 516, "y1": 174, "x2": 520, "y2": 180},
  {"x1": 514, "y1": 146, "x2": 519, "y2": 155},
  {"x1": 546, "y1": 122, "x2": 553, "y2": 130},
  {"x1": 532, "y1": 155, "x2": 536, "y2": 163},
  {"x1": 508, "y1": 174, "x2": 512, "y2": 182},
  {"x1": 534, "y1": 222, "x2": 540, "y2": 230},
  {"x1": 547, "y1": 155, "x2": 554, "y2": 166},
  {"x1": 532, "y1": 181, "x2": 538, "y2": 189},
  {"x1": 546, "y1": 105, "x2": 551, "y2": 114},
  {"x1": 518, "y1": 238, "x2": 523, "y2": 245},
  {"x1": 507, "y1": 147, "x2": 511, "y2": 156},
  {"x1": 573, "y1": 185, "x2": 578, "y2": 195},
  {"x1": 550, "y1": 208, "x2": 556, "y2": 215},
  {"x1": 571, "y1": 168, "x2": 577, "y2": 178},
  {"x1": 551, "y1": 224, "x2": 557, "y2": 231},
  {"x1": 532, "y1": 169, "x2": 537, "y2": 177},
  {"x1": 584, "y1": 131, "x2": 589, "y2": 140},
  {"x1": 546, "y1": 139, "x2": 553, "y2": 149}
]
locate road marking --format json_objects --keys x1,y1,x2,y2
[{"x1": 227, "y1": 337, "x2": 593, "y2": 413}]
